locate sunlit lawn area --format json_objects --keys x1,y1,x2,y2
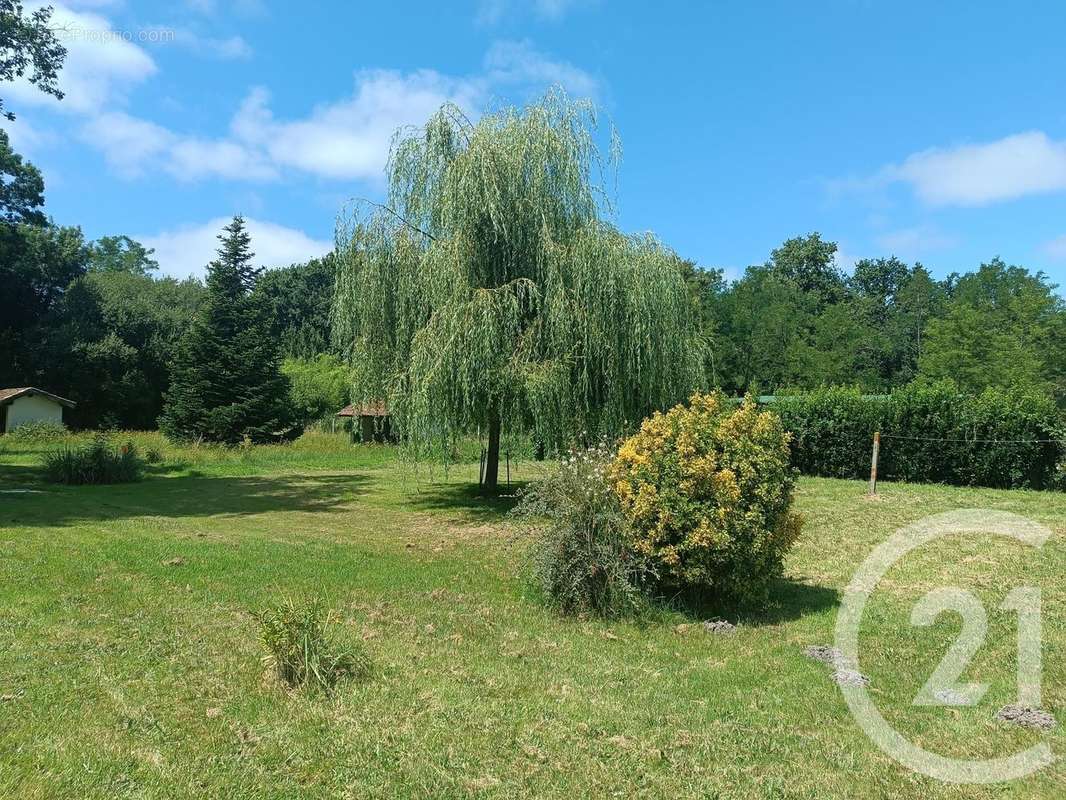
[{"x1": 0, "y1": 433, "x2": 1062, "y2": 798}]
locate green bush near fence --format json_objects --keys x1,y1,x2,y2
[{"x1": 774, "y1": 382, "x2": 1064, "y2": 489}]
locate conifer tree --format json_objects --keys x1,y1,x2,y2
[{"x1": 160, "y1": 216, "x2": 298, "y2": 444}]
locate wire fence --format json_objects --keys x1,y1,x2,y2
[{"x1": 879, "y1": 434, "x2": 1066, "y2": 445}]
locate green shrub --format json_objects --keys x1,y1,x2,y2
[
  {"x1": 1054, "y1": 460, "x2": 1066, "y2": 492},
  {"x1": 254, "y1": 598, "x2": 370, "y2": 691},
  {"x1": 890, "y1": 383, "x2": 1062, "y2": 489},
  {"x1": 43, "y1": 435, "x2": 145, "y2": 485},
  {"x1": 774, "y1": 386, "x2": 887, "y2": 479},
  {"x1": 514, "y1": 440, "x2": 656, "y2": 618},
  {"x1": 610, "y1": 393, "x2": 802, "y2": 603},
  {"x1": 7, "y1": 420, "x2": 70, "y2": 442},
  {"x1": 775, "y1": 381, "x2": 1063, "y2": 489},
  {"x1": 281, "y1": 354, "x2": 350, "y2": 427}
]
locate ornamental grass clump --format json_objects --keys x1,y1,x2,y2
[
  {"x1": 43, "y1": 435, "x2": 144, "y2": 485},
  {"x1": 254, "y1": 598, "x2": 370, "y2": 692},
  {"x1": 514, "y1": 440, "x2": 656, "y2": 619},
  {"x1": 610, "y1": 392, "x2": 802, "y2": 603}
]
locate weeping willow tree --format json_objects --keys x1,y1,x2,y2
[{"x1": 333, "y1": 90, "x2": 706, "y2": 489}]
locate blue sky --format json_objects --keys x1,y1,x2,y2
[{"x1": 6, "y1": 0, "x2": 1066, "y2": 289}]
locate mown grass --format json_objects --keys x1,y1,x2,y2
[{"x1": 0, "y1": 433, "x2": 1061, "y2": 798}]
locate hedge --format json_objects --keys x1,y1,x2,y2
[{"x1": 772, "y1": 382, "x2": 1064, "y2": 490}]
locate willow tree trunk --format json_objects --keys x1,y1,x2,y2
[{"x1": 483, "y1": 410, "x2": 501, "y2": 492}]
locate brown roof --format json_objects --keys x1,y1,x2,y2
[
  {"x1": 336, "y1": 400, "x2": 389, "y2": 417},
  {"x1": 0, "y1": 387, "x2": 76, "y2": 408}
]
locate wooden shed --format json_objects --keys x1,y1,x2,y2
[{"x1": 336, "y1": 400, "x2": 393, "y2": 443}]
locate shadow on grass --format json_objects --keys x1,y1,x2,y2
[
  {"x1": 406, "y1": 480, "x2": 529, "y2": 522},
  {"x1": 662, "y1": 578, "x2": 840, "y2": 627},
  {"x1": 0, "y1": 460, "x2": 46, "y2": 486},
  {"x1": 0, "y1": 472, "x2": 369, "y2": 528}
]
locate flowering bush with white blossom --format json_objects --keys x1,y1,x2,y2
[{"x1": 514, "y1": 439, "x2": 656, "y2": 618}]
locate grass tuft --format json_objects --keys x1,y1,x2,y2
[{"x1": 254, "y1": 597, "x2": 370, "y2": 692}]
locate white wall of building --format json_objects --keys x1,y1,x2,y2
[{"x1": 5, "y1": 394, "x2": 64, "y2": 432}]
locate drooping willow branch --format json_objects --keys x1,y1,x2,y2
[
  {"x1": 332, "y1": 88, "x2": 708, "y2": 484},
  {"x1": 350, "y1": 198, "x2": 437, "y2": 242}
]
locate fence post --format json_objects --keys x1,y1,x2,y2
[
  {"x1": 506, "y1": 451, "x2": 510, "y2": 487},
  {"x1": 868, "y1": 431, "x2": 880, "y2": 495}
]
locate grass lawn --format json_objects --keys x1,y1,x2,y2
[{"x1": 0, "y1": 433, "x2": 1062, "y2": 799}]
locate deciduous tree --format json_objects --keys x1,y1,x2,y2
[
  {"x1": 0, "y1": 0, "x2": 66, "y2": 120},
  {"x1": 333, "y1": 92, "x2": 706, "y2": 489}
]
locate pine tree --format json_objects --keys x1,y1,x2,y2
[{"x1": 160, "y1": 216, "x2": 298, "y2": 444}]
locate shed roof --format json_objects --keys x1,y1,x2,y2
[
  {"x1": 336, "y1": 400, "x2": 389, "y2": 418},
  {"x1": 0, "y1": 387, "x2": 76, "y2": 408}
]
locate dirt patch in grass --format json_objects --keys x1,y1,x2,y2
[
  {"x1": 702, "y1": 619, "x2": 737, "y2": 635},
  {"x1": 996, "y1": 704, "x2": 1056, "y2": 730}
]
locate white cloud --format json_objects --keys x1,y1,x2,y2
[
  {"x1": 232, "y1": 70, "x2": 483, "y2": 181},
  {"x1": 476, "y1": 0, "x2": 509, "y2": 24},
  {"x1": 141, "y1": 217, "x2": 331, "y2": 279},
  {"x1": 875, "y1": 225, "x2": 955, "y2": 256},
  {"x1": 21, "y1": 12, "x2": 597, "y2": 188},
  {"x1": 80, "y1": 110, "x2": 277, "y2": 181},
  {"x1": 534, "y1": 0, "x2": 581, "y2": 19},
  {"x1": 13, "y1": 4, "x2": 157, "y2": 114},
  {"x1": 200, "y1": 34, "x2": 253, "y2": 60},
  {"x1": 833, "y1": 246, "x2": 861, "y2": 272},
  {"x1": 82, "y1": 40, "x2": 597, "y2": 184},
  {"x1": 477, "y1": 0, "x2": 585, "y2": 24},
  {"x1": 80, "y1": 111, "x2": 173, "y2": 176},
  {"x1": 144, "y1": 26, "x2": 254, "y2": 60},
  {"x1": 878, "y1": 131, "x2": 1066, "y2": 207},
  {"x1": 1040, "y1": 235, "x2": 1066, "y2": 261},
  {"x1": 484, "y1": 39, "x2": 599, "y2": 98},
  {"x1": 168, "y1": 137, "x2": 276, "y2": 181},
  {"x1": 2, "y1": 117, "x2": 57, "y2": 152},
  {"x1": 224, "y1": 45, "x2": 596, "y2": 181}
]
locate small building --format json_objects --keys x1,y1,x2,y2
[
  {"x1": 336, "y1": 400, "x2": 393, "y2": 443},
  {"x1": 0, "y1": 387, "x2": 75, "y2": 433}
]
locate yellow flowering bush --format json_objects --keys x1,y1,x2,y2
[{"x1": 610, "y1": 392, "x2": 802, "y2": 601}]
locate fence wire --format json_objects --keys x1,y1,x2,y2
[{"x1": 878, "y1": 434, "x2": 1064, "y2": 445}]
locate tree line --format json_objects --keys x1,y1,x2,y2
[
  {"x1": 3, "y1": 113, "x2": 1063, "y2": 437},
  {"x1": 0, "y1": 15, "x2": 1061, "y2": 459},
  {"x1": 683, "y1": 233, "x2": 1065, "y2": 406},
  {"x1": 0, "y1": 144, "x2": 338, "y2": 432}
]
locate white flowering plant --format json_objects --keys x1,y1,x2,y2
[{"x1": 513, "y1": 439, "x2": 656, "y2": 618}]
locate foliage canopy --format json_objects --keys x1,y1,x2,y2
[{"x1": 333, "y1": 91, "x2": 706, "y2": 486}]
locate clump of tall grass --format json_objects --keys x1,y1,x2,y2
[
  {"x1": 254, "y1": 598, "x2": 370, "y2": 692},
  {"x1": 43, "y1": 435, "x2": 144, "y2": 485}
]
